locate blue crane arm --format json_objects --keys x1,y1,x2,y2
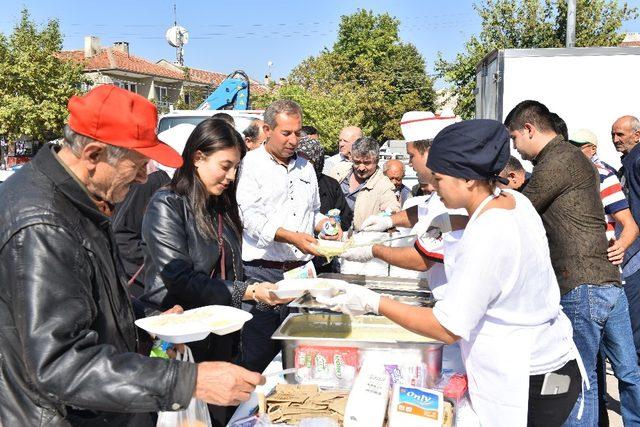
[{"x1": 197, "y1": 70, "x2": 251, "y2": 110}]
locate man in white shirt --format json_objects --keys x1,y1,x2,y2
[
  {"x1": 323, "y1": 125, "x2": 362, "y2": 174},
  {"x1": 236, "y1": 99, "x2": 339, "y2": 373}
]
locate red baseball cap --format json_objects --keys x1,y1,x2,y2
[{"x1": 67, "y1": 85, "x2": 183, "y2": 168}]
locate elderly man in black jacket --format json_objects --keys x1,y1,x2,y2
[{"x1": 0, "y1": 85, "x2": 263, "y2": 426}]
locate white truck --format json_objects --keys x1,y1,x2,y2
[
  {"x1": 158, "y1": 109, "x2": 264, "y2": 135},
  {"x1": 475, "y1": 47, "x2": 640, "y2": 169}
]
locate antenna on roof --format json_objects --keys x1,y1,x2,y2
[{"x1": 165, "y1": 3, "x2": 189, "y2": 66}]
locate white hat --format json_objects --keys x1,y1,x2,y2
[
  {"x1": 400, "y1": 111, "x2": 461, "y2": 141},
  {"x1": 155, "y1": 123, "x2": 196, "y2": 177},
  {"x1": 569, "y1": 128, "x2": 598, "y2": 147}
]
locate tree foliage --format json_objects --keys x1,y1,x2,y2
[
  {"x1": 0, "y1": 9, "x2": 86, "y2": 142},
  {"x1": 436, "y1": 0, "x2": 638, "y2": 119},
  {"x1": 254, "y1": 83, "x2": 365, "y2": 153},
  {"x1": 253, "y1": 10, "x2": 437, "y2": 151}
]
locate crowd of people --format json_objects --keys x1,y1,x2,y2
[{"x1": 1, "y1": 85, "x2": 639, "y2": 427}]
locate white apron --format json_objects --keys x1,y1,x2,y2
[{"x1": 443, "y1": 193, "x2": 588, "y2": 426}]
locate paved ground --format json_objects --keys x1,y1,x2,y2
[{"x1": 606, "y1": 367, "x2": 622, "y2": 426}]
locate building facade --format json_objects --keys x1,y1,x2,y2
[{"x1": 59, "y1": 36, "x2": 264, "y2": 111}]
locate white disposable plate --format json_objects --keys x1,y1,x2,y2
[
  {"x1": 135, "y1": 305, "x2": 253, "y2": 344},
  {"x1": 271, "y1": 278, "x2": 348, "y2": 299}
]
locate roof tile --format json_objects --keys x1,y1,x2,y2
[{"x1": 59, "y1": 48, "x2": 267, "y2": 94}]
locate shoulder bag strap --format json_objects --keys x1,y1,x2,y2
[{"x1": 211, "y1": 212, "x2": 226, "y2": 280}]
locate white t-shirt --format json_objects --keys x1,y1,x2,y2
[
  {"x1": 413, "y1": 195, "x2": 464, "y2": 300},
  {"x1": 433, "y1": 190, "x2": 573, "y2": 375}
]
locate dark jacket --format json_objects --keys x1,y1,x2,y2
[
  {"x1": 619, "y1": 144, "x2": 640, "y2": 275},
  {"x1": 0, "y1": 145, "x2": 196, "y2": 426},
  {"x1": 140, "y1": 189, "x2": 248, "y2": 312},
  {"x1": 318, "y1": 174, "x2": 353, "y2": 230},
  {"x1": 112, "y1": 170, "x2": 170, "y2": 297}
]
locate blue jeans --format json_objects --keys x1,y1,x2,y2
[{"x1": 561, "y1": 284, "x2": 640, "y2": 426}]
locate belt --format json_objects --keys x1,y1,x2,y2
[{"x1": 244, "y1": 259, "x2": 308, "y2": 271}]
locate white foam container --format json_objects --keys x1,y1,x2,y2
[
  {"x1": 135, "y1": 305, "x2": 253, "y2": 344},
  {"x1": 271, "y1": 278, "x2": 347, "y2": 299}
]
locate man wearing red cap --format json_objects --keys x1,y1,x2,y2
[{"x1": 0, "y1": 86, "x2": 263, "y2": 426}]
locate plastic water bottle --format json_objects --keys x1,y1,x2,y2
[{"x1": 322, "y1": 209, "x2": 341, "y2": 236}]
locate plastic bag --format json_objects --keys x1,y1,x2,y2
[{"x1": 156, "y1": 346, "x2": 212, "y2": 427}]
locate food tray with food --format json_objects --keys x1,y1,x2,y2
[
  {"x1": 271, "y1": 278, "x2": 347, "y2": 299},
  {"x1": 314, "y1": 239, "x2": 353, "y2": 260},
  {"x1": 135, "y1": 305, "x2": 252, "y2": 344},
  {"x1": 272, "y1": 313, "x2": 444, "y2": 386}
]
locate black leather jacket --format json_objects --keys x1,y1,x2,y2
[
  {"x1": 0, "y1": 145, "x2": 196, "y2": 426},
  {"x1": 140, "y1": 189, "x2": 248, "y2": 312},
  {"x1": 112, "y1": 169, "x2": 170, "y2": 297}
]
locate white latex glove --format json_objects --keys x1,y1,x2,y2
[
  {"x1": 316, "y1": 283, "x2": 381, "y2": 316},
  {"x1": 360, "y1": 215, "x2": 393, "y2": 232},
  {"x1": 429, "y1": 213, "x2": 452, "y2": 233},
  {"x1": 417, "y1": 227, "x2": 445, "y2": 262},
  {"x1": 340, "y1": 245, "x2": 374, "y2": 262}
]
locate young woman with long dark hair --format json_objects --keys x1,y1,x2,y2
[{"x1": 140, "y1": 118, "x2": 286, "y2": 425}]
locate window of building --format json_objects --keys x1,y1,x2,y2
[
  {"x1": 113, "y1": 80, "x2": 137, "y2": 93},
  {"x1": 155, "y1": 85, "x2": 168, "y2": 103},
  {"x1": 184, "y1": 92, "x2": 191, "y2": 105}
]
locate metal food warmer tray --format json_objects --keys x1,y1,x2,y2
[
  {"x1": 288, "y1": 273, "x2": 435, "y2": 312},
  {"x1": 272, "y1": 313, "x2": 444, "y2": 386}
]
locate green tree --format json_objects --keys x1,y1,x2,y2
[
  {"x1": 253, "y1": 10, "x2": 437, "y2": 150},
  {"x1": 174, "y1": 67, "x2": 210, "y2": 110},
  {"x1": 436, "y1": 0, "x2": 637, "y2": 119},
  {"x1": 0, "y1": 9, "x2": 86, "y2": 142}
]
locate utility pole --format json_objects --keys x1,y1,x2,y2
[
  {"x1": 173, "y1": 4, "x2": 184, "y2": 66},
  {"x1": 566, "y1": 0, "x2": 576, "y2": 47}
]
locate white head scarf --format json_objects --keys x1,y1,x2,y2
[{"x1": 155, "y1": 123, "x2": 196, "y2": 177}]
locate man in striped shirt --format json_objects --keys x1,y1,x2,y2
[{"x1": 569, "y1": 129, "x2": 638, "y2": 264}]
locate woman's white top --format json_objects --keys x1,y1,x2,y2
[{"x1": 433, "y1": 190, "x2": 575, "y2": 426}]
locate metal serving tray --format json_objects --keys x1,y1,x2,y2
[
  {"x1": 288, "y1": 273, "x2": 434, "y2": 313},
  {"x1": 289, "y1": 288, "x2": 434, "y2": 312},
  {"x1": 272, "y1": 313, "x2": 443, "y2": 385},
  {"x1": 317, "y1": 272, "x2": 430, "y2": 292}
]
